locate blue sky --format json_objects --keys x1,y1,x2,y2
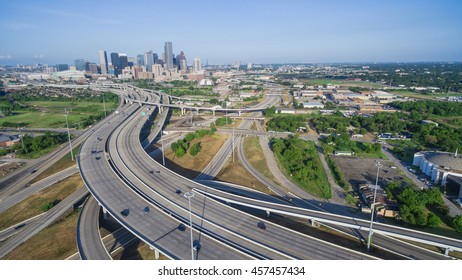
[{"x1": 0, "y1": 0, "x2": 461, "y2": 65}]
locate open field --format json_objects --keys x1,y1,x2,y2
[
  {"x1": 1, "y1": 101, "x2": 118, "y2": 128},
  {"x1": 243, "y1": 136, "x2": 280, "y2": 186},
  {"x1": 216, "y1": 155, "x2": 274, "y2": 194},
  {"x1": 0, "y1": 173, "x2": 83, "y2": 231},
  {"x1": 164, "y1": 134, "x2": 227, "y2": 179},
  {"x1": 302, "y1": 79, "x2": 379, "y2": 88},
  {"x1": 3, "y1": 210, "x2": 79, "y2": 260},
  {"x1": 30, "y1": 145, "x2": 79, "y2": 183}
]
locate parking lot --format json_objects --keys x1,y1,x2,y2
[{"x1": 332, "y1": 156, "x2": 407, "y2": 191}]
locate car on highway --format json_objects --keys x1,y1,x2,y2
[
  {"x1": 96, "y1": 156, "x2": 101, "y2": 160},
  {"x1": 193, "y1": 240, "x2": 201, "y2": 251},
  {"x1": 178, "y1": 224, "x2": 186, "y2": 231},
  {"x1": 143, "y1": 206, "x2": 149, "y2": 214},
  {"x1": 175, "y1": 189, "x2": 182, "y2": 194},
  {"x1": 120, "y1": 208, "x2": 129, "y2": 217},
  {"x1": 257, "y1": 221, "x2": 266, "y2": 230}
]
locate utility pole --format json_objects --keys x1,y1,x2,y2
[{"x1": 64, "y1": 109, "x2": 74, "y2": 161}]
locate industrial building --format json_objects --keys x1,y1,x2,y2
[{"x1": 413, "y1": 151, "x2": 462, "y2": 186}]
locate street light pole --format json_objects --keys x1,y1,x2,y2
[
  {"x1": 184, "y1": 192, "x2": 195, "y2": 260},
  {"x1": 161, "y1": 128, "x2": 165, "y2": 166},
  {"x1": 64, "y1": 110, "x2": 74, "y2": 161},
  {"x1": 102, "y1": 92, "x2": 107, "y2": 117},
  {"x1": 367, "y1": 161, "x2": 383, "y2": 252},
  {"x1": 232, "y1": 119, "x2": 235, "y2": 163}
]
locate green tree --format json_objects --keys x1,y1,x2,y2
[
  {"x1": 453, "y1": 215, "x2": 462, "y2": 232},
  {"x1": 175, "y1": 146, "x2": 186, "y2": 157}
]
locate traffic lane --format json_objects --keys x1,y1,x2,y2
[{"x1": 116, "y1": 116, "x2": 372, "y2": 260}]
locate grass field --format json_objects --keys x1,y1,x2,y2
[
  {"x1": 3, "y1": 210, "x2": 79, "y2": 260},
  {"x1": 0, "y1": 173, "x2": 83, "y2": 231},
  {"x1": 30, "y1": 145, "x2": 79, "y2": 183},
  {"x1": 1, "y1": 101, "x2": 118, "y2": 128},
  {"x1": 243, "y1": 136, "x2": 280, "y2": 187}
]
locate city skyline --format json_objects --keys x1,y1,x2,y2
[{"x1": 1, "y1": 0, "x2": 462, "y2": 65}]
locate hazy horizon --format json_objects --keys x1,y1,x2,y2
[{"x1": 1, "y1": 0, "x2": 461, "y2": 65}]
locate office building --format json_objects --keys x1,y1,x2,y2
[
  {"x1": 193, "y1": 58, "x2": 201, "y2": 72},
  {"x1": 74, "y1": 59, "x2": 86, "y2": 71},
  {"x1": 119, "y1": 54, "x2": 128, "y2": 70},
  {"x1": 144, "y1": 50, "x2": 154, "y2": 71},
  {"x1": 137, "y1": 54, "x2": 145, "y2": 66},
  {"x1": 87, "y1": 63, "x2": 98, "y2": 74},
  {"x1": 110, "y1": 53, "x2": 120, "y2": 75},
  {"x1": 164, "y1": 42, "x2": 174, "y2": 70},
  {"x1": 99, "y1": 50, "x2": 109, "y2": 74},
  {"x1": 56, "y1": 64, "x2": 69, "y2": 72},
  {"x1": 152, "y1": 64, "x2": 163, "y2": 77}
]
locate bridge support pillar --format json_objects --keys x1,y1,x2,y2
[
  {"x1": 181, "y1": 108, "x2": 185, "y2": 115},
  {"x1": 149, "y1": 246, "x2": 161, "y2": 259},
  {"x1": 159, "y1": 105, "x2": 163, "y2": 113},
  {"x1": 101, "y1": 206, "x2": 108, "y2": 220},
  {"x1": 444, "y1": 247, "x2": 451, "y2": 256},
  {"x1": 238, "y1": 111, "x2": 242, "y2": 116},
  {"x1": 138, "y1": 102, "x2": 142, "y2": 107},
  {"x1": 266, "y1": 211, "x2": 271, "y2": 218},
  {"x1": 212, "y1": 109, "x2": 215, "y2": 116},
  {"x1": 308, "y1": 219, "x2": 319, "y2": 227}
]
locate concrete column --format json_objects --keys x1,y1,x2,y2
[
  {"x1": 212, "y1": 109, "x2": 215, "y2": 116},
  {"x1": 238, "y1": 111, "x2": 242, "y2": 116},
  {"x1": 159, "y1": 105, "x2": 163, "y2": 113},
  {"x1": 442, "y1": 171, "x2": 449, "y2": 186},
  {"x1": 102, "y1": 207, "x2": 108, "y2": 220},
  {"x1": 444, "y1": 247, "x2": 451, "y2": 256},
  {"x1": 266, "y1": 210, "x2": 271, "y2": 218},
  {"x1": 308, "y1": 219, "x2": 318, "y2": 227},
  {"x1": 149, "y1": 246, "x2": 160, "y2": 259}
]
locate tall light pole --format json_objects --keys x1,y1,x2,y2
[
  {"x1": 102, "y1": 92, "x2": 107, "y2": 117},
  {"x1": 232, "y1": 119, "x2": 235, "y2": 163},
  {"x1": 64, "y1": 110, "x2": 74, "y2": 161},
  {"x1": 19, "y1": 127, "x2": 27, "y2": 153},
  {"x1": 160, "y1": 128, "x2": 165, "y2": 166},
  {"x1": 184, "y1": 192, "x2": 195, "y2": 260},
  {"x1": 367, "y1": 161, "x2": 383, "y2": 252}
]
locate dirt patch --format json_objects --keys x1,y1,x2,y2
[
  {"x1": 216, "y1": 155, "x2": 274, "y2": 195},
  {"x1": 164, "y1": 134, "x2": 227, "y2": 179},
  {"x1": 0, "y1": 161, "x2": 26, "y2": 178}
]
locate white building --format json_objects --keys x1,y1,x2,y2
[
  {"x1": 193, "y1": 58, "x2": 201, "y2": 73},
  {"x1": 413, "y1": 151, "x2": 462, "y2": 186},
  {"x1": 303, "y1": 101, "x2": 325, "y2": 109}
]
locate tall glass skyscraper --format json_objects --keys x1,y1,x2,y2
[
  {"x1": 164, "y1": 42, "x2": 173, "y2": 70},
  {"x1": 99, "y1": 50, "x2": 109, "y2": 74}
]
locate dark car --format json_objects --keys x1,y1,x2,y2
[
  {"x1": 175, "y1": 189, "x2": 182, "y2": 194},
  {"x1": 120, "y1": 208, "x2": 129, "y2": 217},
  {"x1": 257, "y1": 221, "x2": 266, "y2": 230},
  {"x1": 143, "y1": 206, "x2": 149, "y2": 214},
  {"x1": 178, "y1": 224, "x2": 186, "y2": 231},
  {"x1": 96, "y1": 156, "x2": 101, "y2": 160},
  {"x1": 193, "y1": 240, "x2": 201, "y2": 251}
]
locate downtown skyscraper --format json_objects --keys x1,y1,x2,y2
[
  {"x1": 99, "y1": 50, "x2": 109, "y2": 75},
  {"x1": 164, "y1": 42, "x2": 174, "y2": 70}
]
